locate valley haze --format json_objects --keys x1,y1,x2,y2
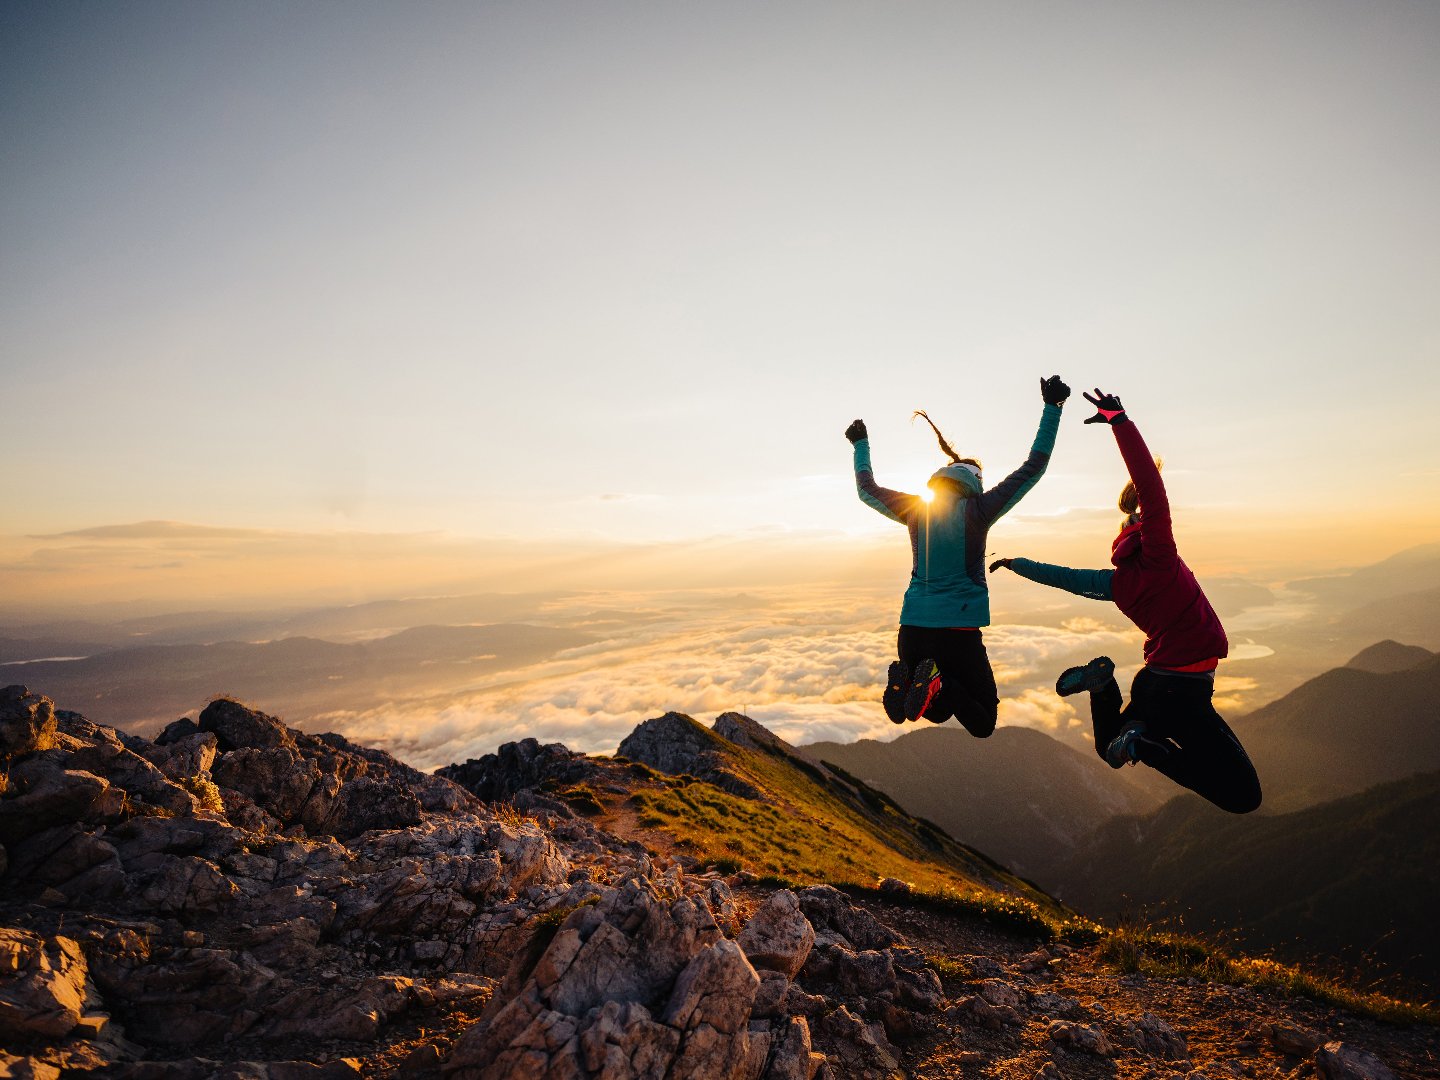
[{"x1": 5, "y1": 523, "x2": 1438, "y2": 775}]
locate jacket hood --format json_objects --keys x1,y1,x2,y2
[
  {"x1": 930, "y1": 463, "x2": 982, "y2": 497},
  {"x1": 1112, "y1": 519, "x2": 1143, "y2": 563}
]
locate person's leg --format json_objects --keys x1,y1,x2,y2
[
  {"x1": 1089, "y1": 675, "x2": 1126, "y2": 759},
  {"x1": 896, "y1": 627, "x2": 947, "y2": 721},
  {"x1": 1131, "y1": 672, "x2": 1262, "y2": 814},
  {"x1": 928, "y1": 631, "x2": 999, "y2": 737}
]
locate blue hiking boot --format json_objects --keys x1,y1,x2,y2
[
  {"x1": 904, "y1": 659, "x2": 943, "y2": 722},
  {"x1": 1055, "y1": 656, "x2": 1116, "y2": 697},
  {"x1": 883, "y1": 660, "x2": 910, "y2": 724},
  {"x1": 1105, "y1": 723, "x2": 1147, "y2": 768}
]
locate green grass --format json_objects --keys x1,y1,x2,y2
[
  {"x1": 1098, "y1": 926, "x2": 1440, "y2": 1026},
  {"x1": 615, "y1": 714, "x2": 1078, "y2": 942}
]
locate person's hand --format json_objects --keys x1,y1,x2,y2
[
  {"x1": 1082, "y1": 389, "x2": 1127, "y2": 425},
  {"x1": 845, "y1": 419, "x2": 868, "y2": 443},
  {"x1": 988, "y1": 557, "x2": 1013, "y2": 573},
  {"x1": 1040, "y1": 375, "x2": 1070, "y2": 406}
]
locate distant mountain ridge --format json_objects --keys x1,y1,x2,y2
[
  {"x1": 10, "y1": 623, "x2": 590, "y2": 735},
  {"x1": 1344, "y1": 639, "x2": 1435, "y2": 674},
  {"x1": 1240, "y1": 651, "x2": 1440, "y2": 812}
]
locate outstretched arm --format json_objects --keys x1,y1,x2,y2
[
  {"x1": 972, "y1": 376, "x2": 1069, "y2": 524},
  {"x1": 847, "y1": 420, "x2": 921, "y2": 524},
  {"x1": 1083, "y1": 390, "x2": 1177, "y2": 563},
  {"x1": 991, "y1": 556, "x2": 1115, "y2": 600}
]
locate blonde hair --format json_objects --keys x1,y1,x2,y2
[
  {"x1": 1118, "y1": 457, "x2": 1163, "y2": 516},
  {"x1": 913, "y1": 410, "x2": 981, "y2": 472}
]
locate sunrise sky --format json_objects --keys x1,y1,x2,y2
[{"x1": 4, "y1": 1, "x2": 1440, "y2": 613}]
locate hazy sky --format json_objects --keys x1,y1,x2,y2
[{"x1": 4, "y1": 2, "x2": 1439, "y2": 583}]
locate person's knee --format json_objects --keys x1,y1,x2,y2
[
  {"x1": 962, "y1": 704, "x2": 998, "y2": 738},
  {"x1": 1219, "y1": 780, "x2": 1262, "y2": 815}
]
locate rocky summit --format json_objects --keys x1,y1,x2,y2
[{"x1": 1, "y1": 685, "x2": 1435, "y2": 1079}]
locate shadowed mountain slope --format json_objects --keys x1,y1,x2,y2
[
  {"x1": 1054, "y1": 770, "x2": 1440, "y2": 995},
  {"x1": 1239, "y1": 653, "x2": 1440, "y2": 812},
  {"x1": 802, "y1": 725, "x2": 1165, "y2": 892}
]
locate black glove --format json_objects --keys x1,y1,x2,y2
[
  {"x1": 988, "y1": 557, "x2": 1013, "y2": 573},
  {"x1": 1082, "y1": 389, "x2": 1127, "y2": 425},
  {"x1": 845, "y1": 419, "x2": 868, "y2": 444},
  {"x1": 1040, "y1": 375, "x2": 1070, "y2": 406}
]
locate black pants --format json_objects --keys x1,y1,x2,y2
[
  {"x1": 897, "y1": 626, "x2": 999, "y2": 738},
  {"x1": 1090, "y1": 667, "x2": 1262, "y2": 814}
]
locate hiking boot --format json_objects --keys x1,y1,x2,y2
[
  {"x1": 1055, "y1": 655, "x2": 1116, "y2": 697},
  {"x1": 904, "y1": 659, "x2": 943, "y2": 722},
  {"x1": 883, "y1": 660, "x2": 910, "y2": 724},
  {"x1": 1105, "y1": 723, "x2": 1147, "y2": 768}
]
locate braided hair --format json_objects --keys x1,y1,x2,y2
[{"x1": 913, "y1": 410, "x2": 981, "y2": 472}]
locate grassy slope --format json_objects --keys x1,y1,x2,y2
[{"x1": 589, "y1": 715, "x2": 1088, "y2": 934}]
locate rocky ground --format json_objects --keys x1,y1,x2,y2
[{"x1": 1, "y1": 685, "x2": 1434, "y2": 1079}]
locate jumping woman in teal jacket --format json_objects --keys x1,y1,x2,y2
[{"x1": 846, "y1": 375, "x2": 1070, "y2": 732}]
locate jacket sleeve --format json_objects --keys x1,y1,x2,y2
[
  {"x1": 1112, "y1": 419, "x2": 1178, "y2": 564},
  {"x1": 853, "y1": 439, "x2": 921, "y2": 524},
  {"x1": 973, "y1": 403, "x2": 1062, "y2": 524},
  {"x1": 1009, "y1": 558, "x2": 1115, "y2": 600}
]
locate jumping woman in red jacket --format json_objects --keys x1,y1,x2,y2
[{"x1": 990, "y1": 389, "x2": 1261, "y2": 813}]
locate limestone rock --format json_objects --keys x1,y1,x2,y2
[
  {"x1": 738, "y1": 890, "x2": 814, "y2": 978},
  {"x1": 438, "y1": 738, "x2": 595, "y2": 803},
  {"x1": 1266, "y1": 1020, "x2": 1324, "y2": 1056},
  {"x1": 0, "y1": 930, "x2": 88, "y2": 1040},
  {"x1": 0, "y1": 758, "x2": 122, "y2": 846},
  {"x1": 198, "y1": 699, "x2": 296, "y2": 752},
  {"x1": 1315, "y1": 1042, "x2": 1400, "y2": 1080},
  {"x1": 812, "y1": 1005, "x2": 900, "y2": 1080},
  {"x1": 0, "y1": 686, "x2": 57, "y2": 759},
  {"x1": 795, "y1": 886, "x2": 898, "y2": 951},
  {"x1": 1124, "y1": 1011, "x2": 1188, "y2": 1060},
  {"x1": 1047, "y1": 1020, "x2": 1115, "y2": 1057},
  {"x1": 616, "y1": 713, "x2": 765, "y2": 800}
]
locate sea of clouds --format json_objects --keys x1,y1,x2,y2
[{"x1": 306, "y1": 583, "x2": 1227, "y2": 773}]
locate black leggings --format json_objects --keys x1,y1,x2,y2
[
  {"x1": 897, "y1": 626, "x2": 999, "y2": 738},
  {"x1": 1090, "y1": 667, "x2": 1262, "y2": 814}
]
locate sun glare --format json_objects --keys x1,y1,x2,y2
[{"x1": 920, "y1": 487, "x2": 935, "y2": 504}]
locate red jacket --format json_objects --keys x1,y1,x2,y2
[{"x1": 1109, "y1": 420, "x2": 1228, "y2": 670}]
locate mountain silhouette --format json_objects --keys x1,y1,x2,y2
[
  {"x1": 1053, "y1": 770, "x2": 1440, "y2": 995},
  {"x1": 803, "y1": 725, "x2": 1164, "y2": 892},
  {"x1": 1240, "y1": 651, "x2": 1440, "y2": 812}
]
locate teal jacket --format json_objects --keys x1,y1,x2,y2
[{"x1": 854, "y1": 403, "x2": 1062, "y2": 627}]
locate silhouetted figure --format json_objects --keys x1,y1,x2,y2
[
  {"x1": 847, "y1": 375, "x2": 1069, "y2": 734},
  {"x1": 991, "y1": 389, "x2": 1262, "y2": 813}
]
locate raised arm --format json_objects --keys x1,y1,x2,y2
[
  {"x1": 991, "y1": 556, "x2": 1115, "y2": 600},
  {"x1": 847, "y1": 420, "x2": 921, "y2": 525},
  {"x1": 1082, "y1": 390, "x2": 1177, "y2": 563},
  {"x1": 972, "y1": 376, "x2": 1069, "y2": 524}
]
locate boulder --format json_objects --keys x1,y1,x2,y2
[
  {"x1": 1124, "y1": 1011, "x2": 1188, "y2": 1060},
  {"x1": 198, "y1": 700, "x2": 295, "y2": 752},
  {"x1": 0, "y1": 686, "x2": 57, "y2": 759},
  {"x1": 795, "y1": 886, "x2": 898, "y2": 951},
  {"x1": 1315, "y1": 1042, "x2": 1400, "y2": 1080},
  {"x1": 766, "y1": 1013, "x2": 823, "y2": 1080},
  {"x1": 446, "y1": 876, "x2": 761, "y2": 1080},
  {"x1": 738, "y1": 891, "x2": 814, "y2": 978},
  {"x1": 1047, "y1": 1020, "x2": 1115, "y2": 1057},
  {"x1": 0, "y1": 930, "x2": 88, "y2": 1040},
  {"x1": 0, "y1": 758, "x2": 123, "y2": 845},
  {"x1": 812, "y1": 1005, "x2": 899, "y2": 1080}
]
